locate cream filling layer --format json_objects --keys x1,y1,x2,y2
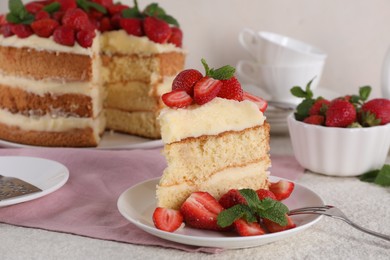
[
  {"x1": 0, "y1": 74, "x2": 104, "y2": 117},
  {"x1": 100, "y1": 30, "x2": 184, "y2": 55},
  {"x1": 0, "y1": 33, "x2": 100, "y2": 56},
  {"x1": 158, "y1": 98, "x2": 266, "y2": 144}
]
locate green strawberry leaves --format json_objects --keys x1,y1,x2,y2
[
  {"x1": 201, "y1": 58, "x2": 236, "y2": 80},
  {"x1": 6, "y1": 0, "x2": 35, "y2": 25},
  {"x1": 77, "y1": 0, "x2": 107, "y2": 14},
  {"x1": 360, "y1": 164, "x2": 390, "y2": 187},
  {"x1": 43, "y1": 2, "x2": 61, "y2": 14},
  {"x1": 291, "y1": 78, "x2": 316, "y2": 121}
]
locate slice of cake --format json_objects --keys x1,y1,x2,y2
[{"x1": 156, "y1": 60, "x2": 270, "y2": 209}]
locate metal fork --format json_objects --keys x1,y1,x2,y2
[{"x1": 288, "y1": 205, "x2": 390, "y2": 241}]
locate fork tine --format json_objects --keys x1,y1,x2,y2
[{"x1": 288, "y1": 206, "x2": 329, "y2": 213}]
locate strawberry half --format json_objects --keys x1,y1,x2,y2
[
  {"x1": 218, "y1": 189, "x2": 247, "y2": 209},
  {"x1": 263, "y1": 214, "x2": 296, "y2": 233},
  {"x1": 180, "y1": 192, "x2": 225, "y2": 230},
  {"x1": 143, "y1": 16, "x2": 172, "y2": 44},
  {"x1": 269, "y1": 180, "x2": 295, "y2": 201},
  {"x1": 234, "y1": 219, "x2": 266, "y2": 236},
  {"x1": 152, "y1": 207, "x2": 183, "y2": 232},
  {"x1": 31, "y1": 18, "x2": 59, "y2": 38},
  {"x1": 168, "y1": 27, "x2": 183, "y2": 47},
  {"x1": 193, "y1": 77, "x2": 222, "y2": 105},
  {"x1": 161, "y1": 90, "x2": 193, "y2": 108},
  {"x1": 218, "y1": 76, "x2": 244, "y2": 101},
  {"x1": 256, "y1": 189, "x2": 276, "y2": 200},
  {"x1": 172, "y1": 69, "x2": 203, "y2": 95},
  {"x1": 120, "y1": 18, "x2": 143, "y2": 37},
  {"x1": 243, "y1": 92, "x2": 268, "y2": 112}
]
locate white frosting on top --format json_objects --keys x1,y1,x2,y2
[{"x1": 158, "y1": 97, "x2": 266, "y2": 144}]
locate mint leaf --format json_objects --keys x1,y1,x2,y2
[
  {"x1": 359, "y1": 86, "x2": 371, "y2": 102},
  {"x1": 43, "y1": 2, "x2": 61, "y2": 14},
  {"x1": 201, "y1": 58, "x2": 211, "y2": 76},
  {"x1": 217, "y1": 204, "x2": 256, "y2": 228},
  {"x1": 88, "y1": 1, "x2": 107, "y2": 13},
  {"x1": 122, "y1": 8, "x2": 142, "y2": 18},
  {"x1": 294, "y1": 99, "x2": 315, "y2": 121},
  {"x1": 158, "y1": 14, "x2": 180, "y2": 27},
  {"x1": 255, "y1": 198, "x2": 289, "y2": 226},
  {"x1": 374, "y1": 164, "x2": 390, "y2": 187},
  {"x1": 6, "y1": 13, "x2": 21, "y2": 24},
  {"x1": 239, "y1": 189, "x2": 260, "y2": 209},
  {"x1": 9, "y1": 0, "x2": 25, "y2": 16},
  {"x1": 305, "y1": 78, "x2": 314, "y2": 99},
  {"x1": 290, "y1": 86, "x2": 307, "y2": 98},
  {"x1": 144, "y1": 3, "x2": 165, "y2": 16},
  {"x1": 209, "y1": 65, "x2": 235, "y2": 80}
]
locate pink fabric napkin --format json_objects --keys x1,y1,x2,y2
[{"x1": 0, "y1": 148, "x2": 303, "y2": 254}]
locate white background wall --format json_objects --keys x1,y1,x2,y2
[{"x1": 4, "y1": 0, "x2": 390, "y2": 98}]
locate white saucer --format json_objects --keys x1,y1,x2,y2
[
  {"x1": 0, "y1": 156, "x2": 69, "y2": 207},
  {"x1": 117, "y1": 176, "x2": 324, "y2": 249}
]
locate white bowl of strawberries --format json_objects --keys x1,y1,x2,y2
[{"x1": 287, "y1": 83, "x2": 390, "y2": 176}]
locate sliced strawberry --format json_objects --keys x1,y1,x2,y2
[
  {"x1": 53, "y1": 26, "x2": 75, "y2": 46},
  {"x1": 193, "y1": 77, "x2": 222, "y2": 105},
  {"x1": 256, "y1": 189, "x2": 276, "y2": 200},
  {"x1": 180, "y1": 192, "x2": 225, "y2": 230},
  {"x1": 152, "y1": 207, "x2": 183, "y2": 232},
  {"x1": 243, "y1": 92, "x2": 268, "y2": 112},
  {"x1": 168, "y1": 27, "x2": 183, "y2": 47},
  {"x1": 62, "y1": 8, "x2": 90, "y2": 31},
  {"x1": 218, "y1": 189, "x2": 247, "y2": 209},
  {"x1": 218, "y1": 76, "x2": 243, "y2": 101},
  {"x1": 234, "y1": 219, "x2": 266, "y2": 236},
  {"x1": 309, "y1": 98, "x2": 330, "y2": 116},
  {"x1": 263, "y1": 214, "x2": 296, "y2": 233},
  {"x1": 172, "y1": 69, "x2": 203, "y2": 95},
  {"x1": 76, "y1": 29, "x2": 96, "y2": 48},
  {"x1": 120, "y1": 18, "x2": 143, "y2": 36},
  {"x1": 303, "y1": 115, "x2": 325, "y2": 125},
  {"x1": 162, "y1": 90, "x2": 193, "y2": 108},
  {"x1": 143, "y1": 16, "x2": 172, "y2": 44},
  {"x1": 11, "y1": 24, "x2": 33, "y2": 39},
  {"x1": 31, "y1": 18, "x2": 59, "y2": 38},
  {"x1": 269, "y1": 180, "x2": 294, "y2": 201}
]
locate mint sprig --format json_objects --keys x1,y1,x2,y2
[
  {"x1": 217, "y1": 189, "x2": 289, "y2": 228},
  {"x1": 359, "y1": 164, "x2": 390, "y2": 187},
  {"x1": 201, "y1": 58, "x2": 236, "y2": 80},
  {"x1": 77, "y1": 0, "x2": 107, "y2": 14},
  {"x1": 43, "y1": 2, "x2": 61, "y2": 14},
  {"x1": 6, "y1": 0, "x2": 35, "y2": 25},
  {"x1": 290, "y1": 78, "x2": 316, "y2": 121}
]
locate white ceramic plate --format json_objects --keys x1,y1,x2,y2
[
  {"x1": 0, "y1": 156, "x2": 69, "y2": 207},
  {"x1": 117, "y1": 176, "x2": 324, "y2": 249},
  {"x1": 0, "y1": 131, "x2": 163, "y2": 150}
]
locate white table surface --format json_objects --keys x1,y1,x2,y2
[{"x1": 0, "y1": 135, "x2": 389, "y2": 260}]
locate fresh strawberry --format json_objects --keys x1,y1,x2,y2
[
  {"x1": 35, "y1": 10, "x2": 50, "y2": 20},
  {"x1": 119, "y1": 18, "x2": 143, "y2": 36},
  {"x1": 168, "y1": 27, "x2": 183, "y2": 47},
  {"x1": 110, "y1": 13, "x2": 122, "y2": 29},
  {"x1": 193, "y1": 77, "x2": 222, "y2": 105},
  {"x1": 243, "y1": 92, "x2": 268, "y2": 112},
  {"x1": 180, "y1": 192, "x2": 224, "y2": 230},
  {"x1": 263, "y1": 214, "x2": 296, "y2": 233},
  {"x1": 0, "y1": 14, "x2": 6, "y2": 26},
  {"x1": 172, "y1": 69, "x2": 203, "y2": 95},
  {"x1": 88, "y1": 10, "x2": 105, "y2": 20},
  {"x1": 76, "y1": 29, "x2": 96, "y2": 48},
  {"x1": 162, "y1": 90, "x2": 193, "y2": 108},
  {"x1": 59, "y1": 0, "x2": 78, "y2": 11},
  {"x1": 11, "y1": 24, "x2": 33, "y2": 39},
  {"x1": 53, "y1": 26, "x2": 75, "y2": 46},
  {"x1": 143, "y1": 16, "x2": 172, "y2": 44},
  {"x1": 62, "y1": 8, "x2": 90, "y2": 31},
  {"x1": 309, "y1": 98, "x2": 330, "y2": 116},
  {"x1": 218, "y1": 76, "x2": 244, "y2": 101},
  {"x1": 31, "y1": 18, "x2": 59, "y2": 38},
  {"x1": 26, "y1": 2, "x2": 44, "y2": 14},
  {"x1": 52, "y1": 11, "x2": 65, "y2": 22},
  {"x1": 325, "y1": 99, "x2": 356, "y2": 127},
  {"x1": 0, "y1": 24, "x2": 14, "y2": 37},
  {"x1": 256, "y1": 189, "x2": 276, "y2": 200},
  {"x1": 98, "y1": 17, "x2": 113, "y2": 32},
  {"x1": 269, "y1": 180, "x2": 294, "y2": 201},
  {"x1": 234, "y1": 219, "x2": 265, "y2": 236},
  {"x1": 361, "y1": 98, "x2": 390, "y2": 126},
  {"x1": 108, "y1": 4, "x2": 129, "y2": 15},
  {"x1": 93, "y1": 0, "x2": 114, "y2": 8},
  {"x1": 218, "y1": 189, "x2": 247, "y2": 209},
  {"x1": 152, "y1": 207, "x2": 183, "y2": 232},
  {"x1": 303, "y1": 115, "x2": 325, "y2": 125}
]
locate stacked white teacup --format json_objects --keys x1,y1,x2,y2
[{"x1": 237, "y1": 29, "x2": 327, "y2": 106}]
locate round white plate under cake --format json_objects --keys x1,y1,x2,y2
[
  {"x1": 117, "y1": 176, "x2": 324, "y2": 249},
  {"x1": 0, "y1": 156, "x2": 69, "y2": 207}
]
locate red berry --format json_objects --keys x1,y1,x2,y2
[
  {"x1": 88, "y1": 10, "x2": 105, "y2": 20},
  {"x1": 303, "y1": 115, "x2": 325, "y2": 125},
  {"x1": 218, "y1": 76, "x2": 244, "y2": 101},
  {"x1": 76, "y1": 30, "x2": 96, "y2": 48},
  {"x1": 234, "y1": 219, "x2": 266, "y2": 236},
  {"x1": 93, "y1": 0, "x2": 114, "y2": 8},
  {"x1": 0, "y1": 14, "x2": 6, "y2": 26},
  {"x1": 172, "y1": 69, "x2": 203, "y2": 95},
  {"x1": 11, "y1": 24, "x2": 33, "y2": 39},
  {"x1": 162, "y1": 90, "x2": 193, "y2": 108},
  {"x1": 263, "y1": 215, "x2": 296, "y2": 233},
  {"x1": 52, "y1": 11, "x2": 65, "y2": 22},
  {"x1": 152, "y1": 207, "x2": 183, "y2": 232},
  {"x1": 269, "y1": 180, "x2": 295, "y2": 201},
  {"x1": 110, "y1": 13, "x2": 122, "y2": 29},
  {"x1": 168, "y1": 27, "x2": 183, "y2": 47},
  {"x1": 108, "y1": 4, "x2": 129, "y2": 15},
  {"x1": 361, "y1": 98, "x2": 390, "y2": 125},
  {"x1": 62, "y1": 8, "x2": 90, "y2": 31},
  {"x1": 143, "y1": 17, "x2": 172, "y2": 44},
  {"x1": 98, "y1": 17, "x2": 113, "y2": 32},
  {"x1": 53, "y1": 26, "x2": 75, "y2": 46},
  {"x1": 193, "y1": 77, "x2": 222, "y2": 105},
  {"x1": 35, "y1": 10, "x2": 50, "y2": 20},
  {"x1": 218, "y1": 189, "x2": 247, "y2": 209},
  {"x1": 325, "y1": 99, "x2": 357, "y2": 127},
  {"x1": 256, "y1": 189, "x2": 277, "y2": 200},
  {"x1": 309, "y1": 98, "x2": 330, "y2": 116},
  {"x1": 25, "y1": 2, "x2": 44, "y2": 14},
  {"x1": 119, "y1": 18, "x2": 143, "y2": 36},
  {"x1": 58, "y1": 0, "x2": 77, "y2": 11},
  {"x1": 31, "y1": 18, "x2": 59, "y2": 38},
  {"x1": 243, "y1": 92, "x2": 268, "y2": 112},
  {"x1": 180, "y1": 192, "x2": 225, "y2": 230},
  {"x1": 0, "y1": 24, "x2": 14, "y2": 37}
]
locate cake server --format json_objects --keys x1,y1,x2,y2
[{"x1": 0, "y1": 174, "x2": 42, "y2": 201}]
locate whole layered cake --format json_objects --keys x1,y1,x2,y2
[
  {"x1": 156, "y1": 60, "x2": 271, "y2": 209},
  {"x1": 0, "y1": 0, "x2": 185, "y2": 147}
]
